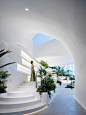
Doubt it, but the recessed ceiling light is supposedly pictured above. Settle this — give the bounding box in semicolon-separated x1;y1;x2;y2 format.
25;8;29;11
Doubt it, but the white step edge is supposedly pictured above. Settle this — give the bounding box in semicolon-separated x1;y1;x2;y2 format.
0;103;46;113
0;95;35;102
19;86;36;88
7;91;30;96
0;98;41;109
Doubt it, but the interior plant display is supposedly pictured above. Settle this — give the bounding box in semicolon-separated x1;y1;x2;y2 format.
0;71;11;93
65;76;75;89
38;60;48;84
56;71;59;80
0;49;15;93
56;70;62;85
65;85;74;89
65;70;73;76
37;73;56;98
57;80;62;85
37;60;56;98
40;60;48;68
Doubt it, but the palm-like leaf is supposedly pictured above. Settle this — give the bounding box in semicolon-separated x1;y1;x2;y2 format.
0;49;11;58
0;62;16;68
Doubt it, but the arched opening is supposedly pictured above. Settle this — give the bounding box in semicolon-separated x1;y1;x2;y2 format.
31;33;75;89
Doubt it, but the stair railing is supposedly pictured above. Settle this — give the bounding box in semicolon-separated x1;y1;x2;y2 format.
35;70;39;88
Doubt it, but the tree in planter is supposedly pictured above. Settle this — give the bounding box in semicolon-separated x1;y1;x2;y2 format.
56;71;62;85
38;60;48;85
37;60;56;98
37;73;56;98
0;49;15;93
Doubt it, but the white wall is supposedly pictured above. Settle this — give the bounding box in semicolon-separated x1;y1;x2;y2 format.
0;39;27;92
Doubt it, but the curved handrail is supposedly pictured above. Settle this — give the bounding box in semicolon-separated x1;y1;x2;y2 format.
35;70;39;88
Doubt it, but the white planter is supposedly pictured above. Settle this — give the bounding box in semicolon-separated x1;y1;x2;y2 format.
40;90;57;104
40;92;48;104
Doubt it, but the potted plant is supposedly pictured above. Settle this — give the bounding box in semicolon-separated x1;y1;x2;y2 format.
37;73;56;98
37;60;56;98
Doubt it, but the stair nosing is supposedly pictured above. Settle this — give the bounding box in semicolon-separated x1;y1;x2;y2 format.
0;98;40;105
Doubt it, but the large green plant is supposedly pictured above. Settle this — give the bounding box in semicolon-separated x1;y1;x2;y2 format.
37;61;56;98
40;60;48;68
37;73;56;98
56;71;59;80
0;49;16;93
38;60;48;85
0;71;11;93
0;49;15;68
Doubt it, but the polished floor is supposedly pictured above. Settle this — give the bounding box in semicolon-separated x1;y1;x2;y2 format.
34;93;86;115
0;88;86;115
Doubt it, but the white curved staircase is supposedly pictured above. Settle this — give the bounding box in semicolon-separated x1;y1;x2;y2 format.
0;82;46;113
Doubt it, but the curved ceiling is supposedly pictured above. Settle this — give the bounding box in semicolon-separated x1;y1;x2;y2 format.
33;39;70;58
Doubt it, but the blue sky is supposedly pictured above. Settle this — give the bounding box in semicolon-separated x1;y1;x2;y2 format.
32;33;54;46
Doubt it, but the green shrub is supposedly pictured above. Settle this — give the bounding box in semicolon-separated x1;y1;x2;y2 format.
40;60;48;68
37;76;56;98
57;80;62;83
0;71;11;93
69;77;75;80
73;81;75;83
57;80;62;85
37;75;41;77
65;85;74;89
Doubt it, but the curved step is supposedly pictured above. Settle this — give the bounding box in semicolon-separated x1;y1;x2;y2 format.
16;88;36;92
0;103;46;113
7;91;30;97
0;95;35;102
0;98;41;109
22;82;36;86
19;86;35;88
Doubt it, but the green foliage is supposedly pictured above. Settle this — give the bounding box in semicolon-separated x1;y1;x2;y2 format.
0;49;16;93
37;75;56;98
56;71;59;80
65;70;73;76
0;62;15;68
64;77;67;80
0;49;16;68
57;80;62;85
69;77;75;80
52;70;56;72
40;60;48;68
42;69;47;76
65;85;74;89
38;60;48;79
37;75;41;77
0;71;11;93
73;81;75;84
0;49;11;58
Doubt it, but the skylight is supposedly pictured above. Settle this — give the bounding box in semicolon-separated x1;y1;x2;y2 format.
32;33;54;46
